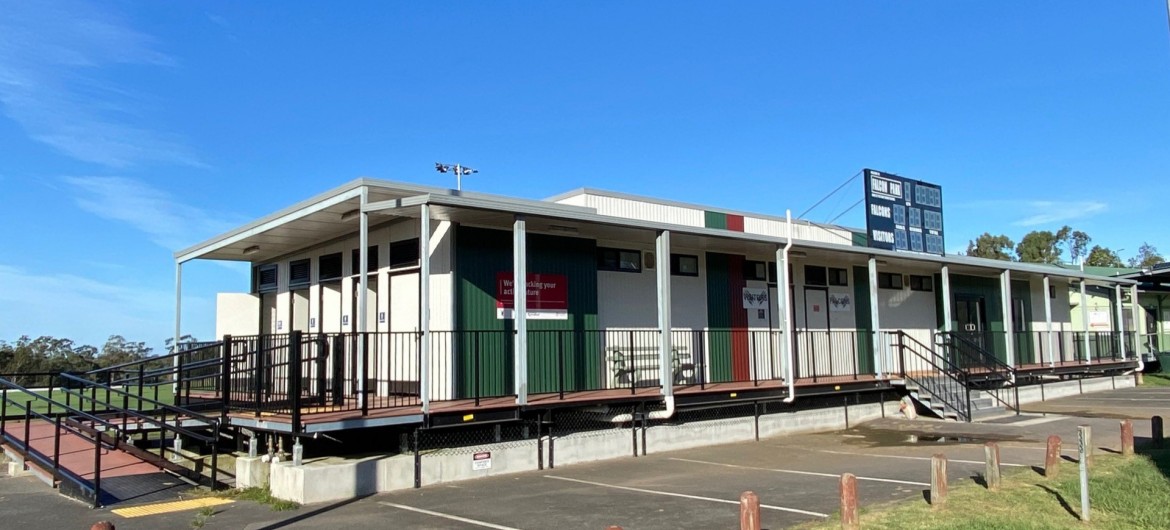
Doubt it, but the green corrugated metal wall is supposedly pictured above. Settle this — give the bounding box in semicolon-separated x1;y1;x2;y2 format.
852;266;873;374
453;226;600;397
705;253;733;381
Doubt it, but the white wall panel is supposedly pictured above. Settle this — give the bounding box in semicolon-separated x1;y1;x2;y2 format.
216;293;259;337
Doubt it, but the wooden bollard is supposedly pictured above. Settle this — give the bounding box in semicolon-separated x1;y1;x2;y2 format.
931;454;948;507
739;491;761;530
984;442;1001;491
1045;435;1062;478
1153;416;1165;447
1120;419;1134;457
840;473;859;530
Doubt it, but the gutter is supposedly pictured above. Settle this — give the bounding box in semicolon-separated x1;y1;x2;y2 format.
783;210;796;403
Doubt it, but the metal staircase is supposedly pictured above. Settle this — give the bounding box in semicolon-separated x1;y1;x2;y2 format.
887;331;1019;422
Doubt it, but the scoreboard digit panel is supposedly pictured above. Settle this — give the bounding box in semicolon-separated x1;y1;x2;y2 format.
863;168;945;256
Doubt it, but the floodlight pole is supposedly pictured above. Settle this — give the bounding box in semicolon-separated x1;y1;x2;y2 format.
435;163;478;191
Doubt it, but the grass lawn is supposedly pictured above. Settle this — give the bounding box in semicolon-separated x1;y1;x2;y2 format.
798;447;1170;530
1;384;177;418
1141;371;1170;387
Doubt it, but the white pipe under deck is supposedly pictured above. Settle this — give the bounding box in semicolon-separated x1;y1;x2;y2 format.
868;257;882;379
1001;270;1014;367
1080;281;1091;364
781;210;795;403
1043;276;1055;368
655;230;673;399
1131;284;1144;371
941;265;952;333
513;215;528;406
358;186;369;408
419;204;432;413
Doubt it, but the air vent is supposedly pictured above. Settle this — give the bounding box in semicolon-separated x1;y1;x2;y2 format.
289;259;311;288
254;264;278;294
319;253;343;282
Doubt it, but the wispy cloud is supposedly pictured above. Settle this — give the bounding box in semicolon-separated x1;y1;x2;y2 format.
0;1;200;167
0;263;211;348
65;176;243;250
955;199;1108;228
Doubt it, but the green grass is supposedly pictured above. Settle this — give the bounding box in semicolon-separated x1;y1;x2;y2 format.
798;447;1170;530
188;484;300;512
1;384;176;417
1141;372;1170;388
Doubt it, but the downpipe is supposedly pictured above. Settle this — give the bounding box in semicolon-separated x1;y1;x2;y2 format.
783;210;796;404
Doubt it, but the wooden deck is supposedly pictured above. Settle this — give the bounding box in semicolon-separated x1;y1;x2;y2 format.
226;375;884;433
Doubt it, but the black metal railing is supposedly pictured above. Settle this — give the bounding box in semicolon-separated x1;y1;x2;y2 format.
936;332;1015;379
0;375;222;508
888;331;971;421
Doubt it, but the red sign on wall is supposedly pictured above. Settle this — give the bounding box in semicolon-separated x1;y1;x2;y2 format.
496;273;568;320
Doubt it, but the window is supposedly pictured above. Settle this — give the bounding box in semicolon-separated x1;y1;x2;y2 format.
254;264;278;294
289;259;311;289
909;274;933;292
877;272;903;290
743;260;767;281
828;267;848;286
598;247;641;273
389;238;420;269
671;254;700;276
319;253;343;282
350;246;378;276
804;265;827;286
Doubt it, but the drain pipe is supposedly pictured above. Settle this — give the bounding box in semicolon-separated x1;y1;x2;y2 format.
782;210;796;404
607;396;675;423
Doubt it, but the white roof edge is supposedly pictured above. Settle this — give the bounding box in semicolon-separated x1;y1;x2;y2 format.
417;193;1134;285
544;186;862;233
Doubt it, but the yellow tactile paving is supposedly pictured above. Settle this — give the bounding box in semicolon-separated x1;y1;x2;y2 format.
111;497;234;518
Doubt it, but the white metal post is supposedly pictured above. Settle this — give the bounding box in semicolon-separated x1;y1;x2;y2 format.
1131;284;1141;362
1115;284;1126;360
868;257;883;378
513;216;528;405
1001;270;1015;367
1080;281;1092;364
419;204;432;412
1043;276;1055;367
656;230;673;395
358;186;369;408
941;265;952;333
776;247;791;382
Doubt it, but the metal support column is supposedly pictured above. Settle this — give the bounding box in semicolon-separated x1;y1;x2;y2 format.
1001;270;1015;367
656;230;673;395
941;265;952;333
868;257;883;378
1130;284;1141;361
1080;281;1091;363
174;260;183;393
419;204;432;413
1043;276;1055;367
1115;284;1127;360
513;215;528;406
357;186;369;408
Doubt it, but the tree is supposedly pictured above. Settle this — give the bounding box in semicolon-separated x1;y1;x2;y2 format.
966;233;1015;261
1066;230;1091;265
1015;229;1065;264
1085;245;1124;267
97;335;152;367
1128;242;1165;269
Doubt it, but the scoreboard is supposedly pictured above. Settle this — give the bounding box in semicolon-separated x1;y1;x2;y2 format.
863;168;945;256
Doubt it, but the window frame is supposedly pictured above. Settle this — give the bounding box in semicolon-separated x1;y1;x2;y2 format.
908;274;934;292
828;267;848;287
289;259;311;289
318;252;343;283
671;254;700;277
877;272;904;290
254;264;279;294
804;265;828;286
743;260;767;282
389;238;421;270
598;247;642;273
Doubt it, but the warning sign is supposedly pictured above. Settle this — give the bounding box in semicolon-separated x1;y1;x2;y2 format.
472;451;492;471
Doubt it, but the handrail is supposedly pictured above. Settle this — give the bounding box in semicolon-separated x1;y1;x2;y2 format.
889;331;971;421
84;341;223;376
936;331;1016;375
56;373;218;438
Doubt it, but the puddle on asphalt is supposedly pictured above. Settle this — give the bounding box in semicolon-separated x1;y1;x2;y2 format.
837;427;1007;448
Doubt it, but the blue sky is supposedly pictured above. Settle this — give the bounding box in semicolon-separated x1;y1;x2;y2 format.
1;1;1168;351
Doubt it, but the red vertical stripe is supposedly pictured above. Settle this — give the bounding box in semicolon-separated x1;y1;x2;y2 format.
728;255;751;381
726;214;745;232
